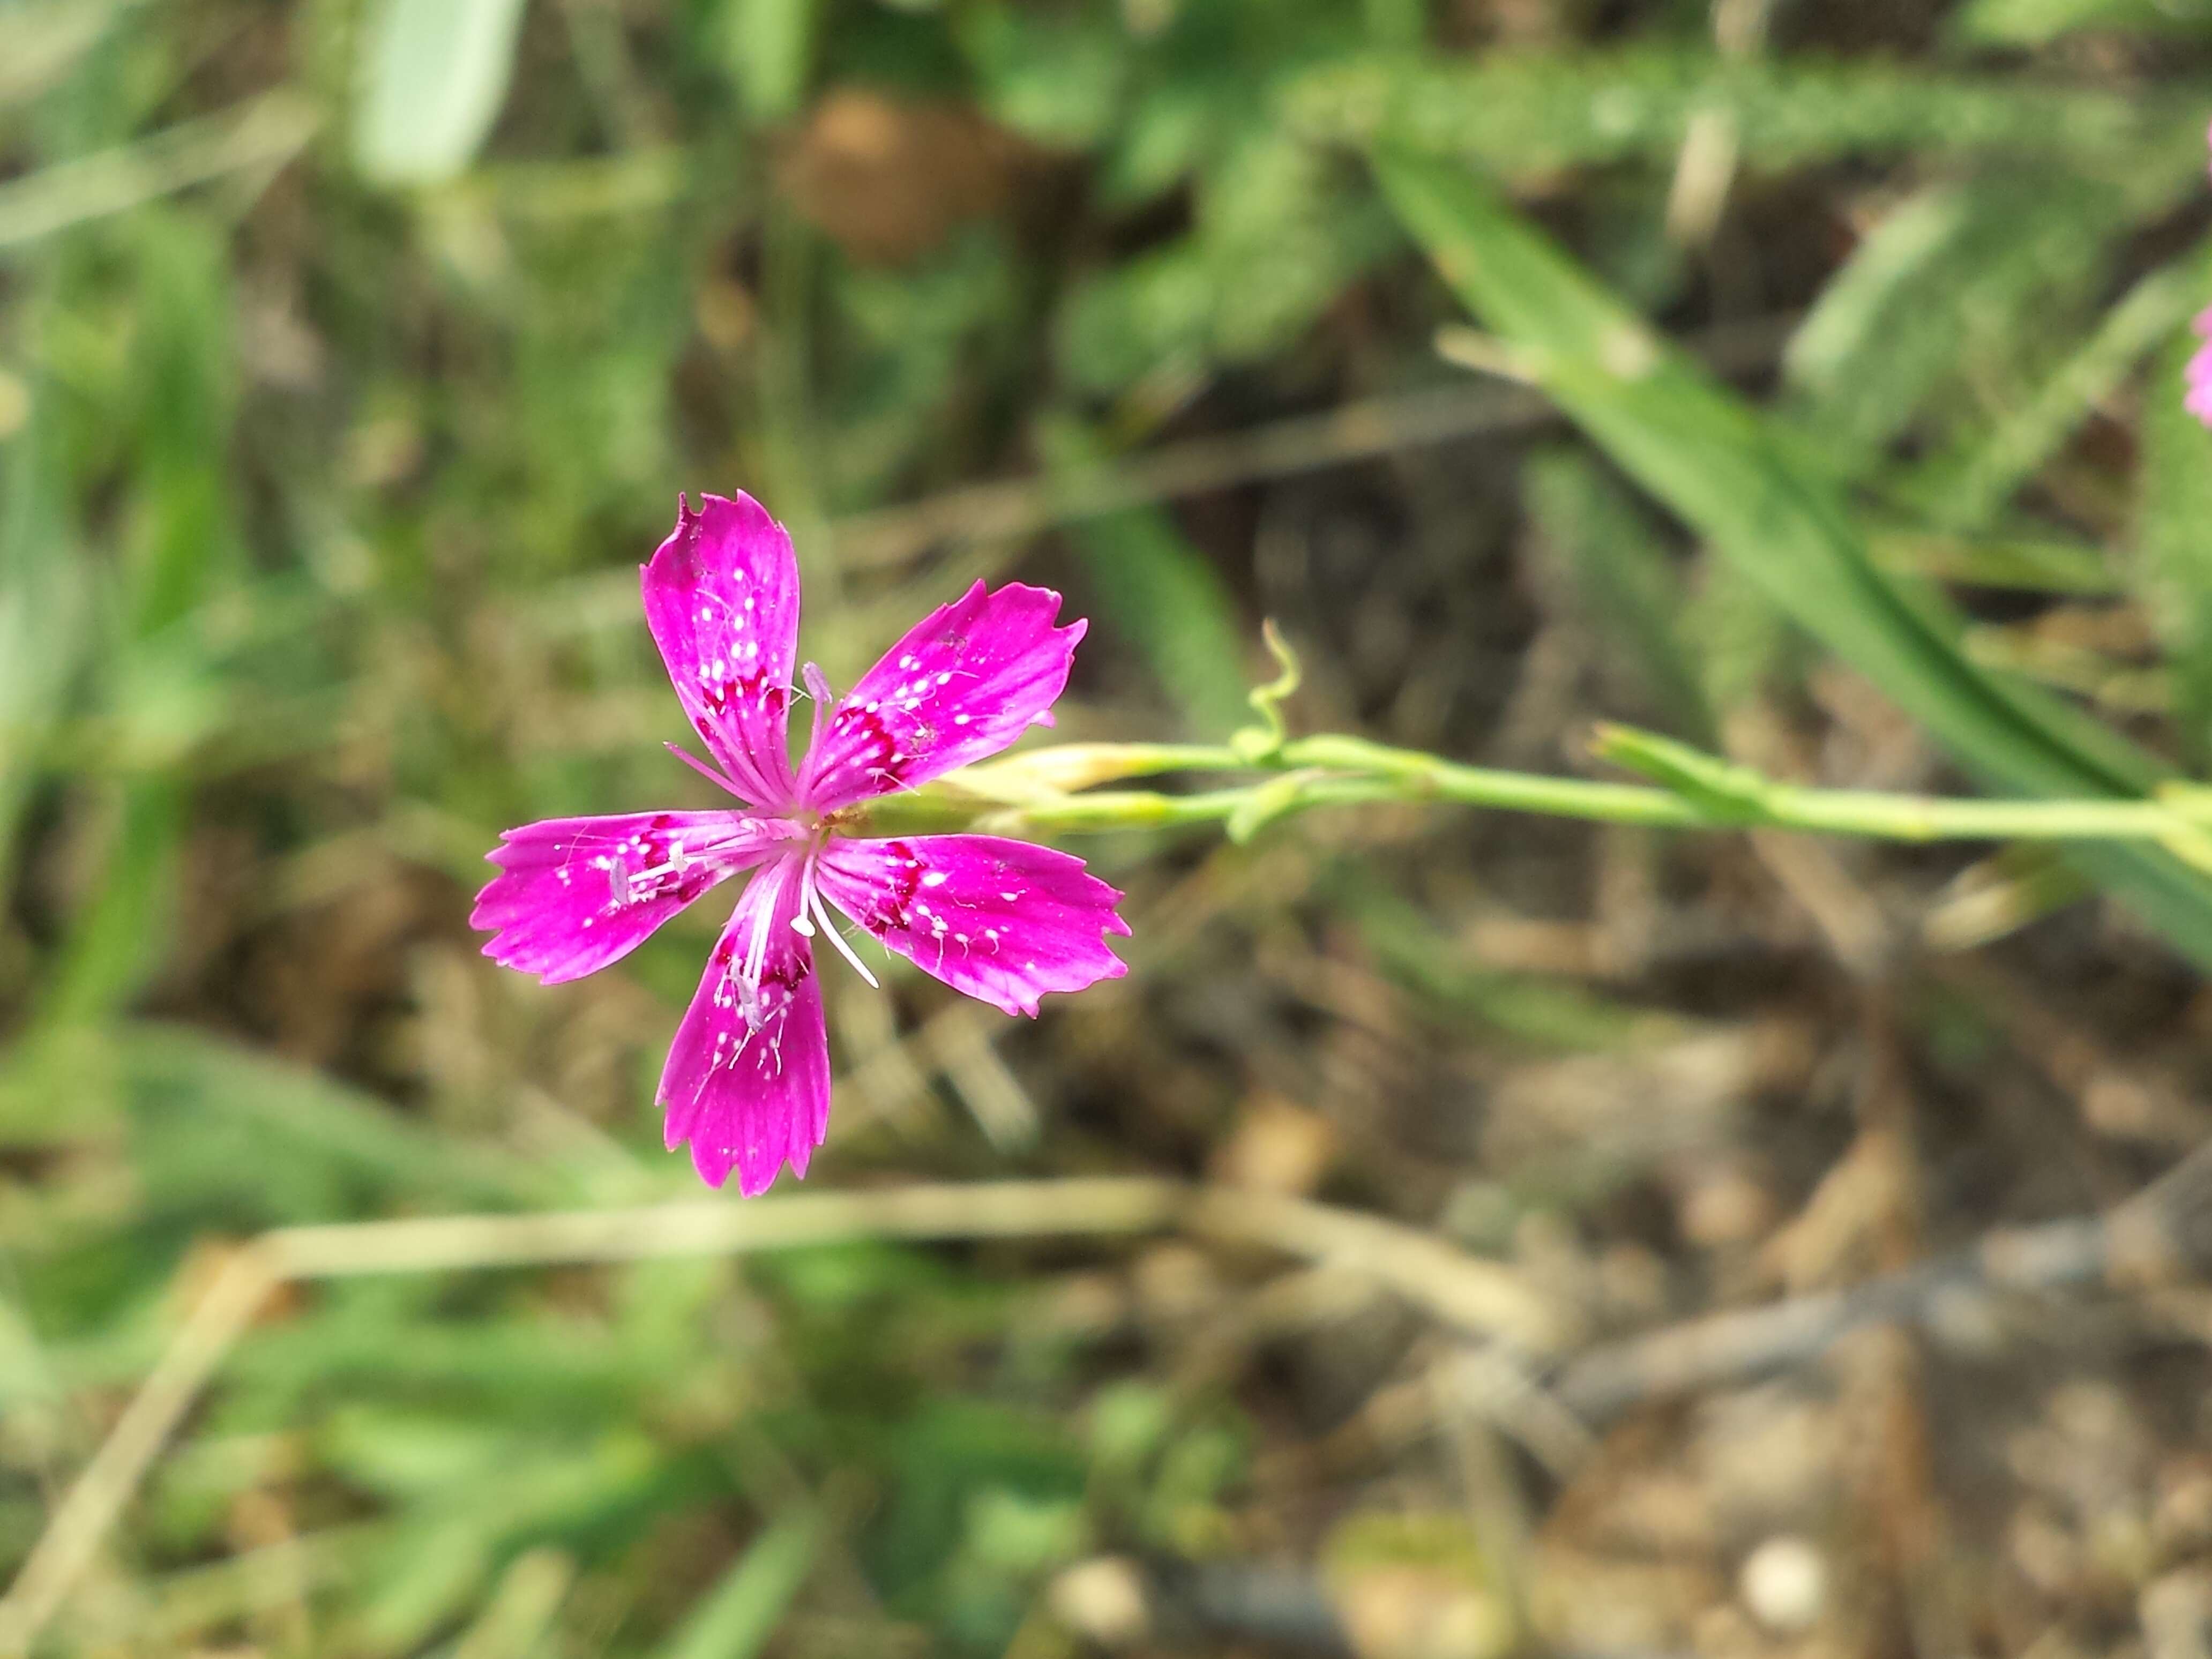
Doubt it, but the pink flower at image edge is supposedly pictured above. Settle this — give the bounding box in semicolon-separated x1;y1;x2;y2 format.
470;492;1130;1195
2188;305;2212;429
2191;118;2212;429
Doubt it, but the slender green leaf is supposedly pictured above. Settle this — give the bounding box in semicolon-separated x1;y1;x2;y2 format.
0;353;88;887
1294;51;2200;183
1908;248;2208;529
1784;176;2128;475
1040;419;1252;737
1952;0;2212;43
354;0;530;185
40;784;181;1031
117;1025;545;1210
449;1548;574;1659
0;93;319;254
1525;449;1714;743
715;0;818;122
1372;147;2212;968
656;1511;824;1659
0;0;134;107
1868;529;2119;595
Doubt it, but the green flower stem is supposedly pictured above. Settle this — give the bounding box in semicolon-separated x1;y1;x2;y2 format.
864;727;2212;861
1008;776;1408;833
1278;735;1702;827
1274;732;2207;843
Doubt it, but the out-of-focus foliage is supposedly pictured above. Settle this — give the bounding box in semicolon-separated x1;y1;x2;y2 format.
353;0;533;185
8;0;2212;1654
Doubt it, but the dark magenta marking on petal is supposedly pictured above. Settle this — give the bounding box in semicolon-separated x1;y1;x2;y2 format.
657;857;832;1196
797;582;1085;811
472;810;775;985
839;838;921;933
640;491;803;808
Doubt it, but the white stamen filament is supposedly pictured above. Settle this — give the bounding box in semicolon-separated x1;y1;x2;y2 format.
809;885;879;989
739;864;783;991
625;840;692;894
789;851;821;938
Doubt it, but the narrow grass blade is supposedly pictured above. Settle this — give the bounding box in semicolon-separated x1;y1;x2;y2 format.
655;1509;824;1659
1294;51;2200;182
1952;0;2212;46
1371;148;2212;968
1525;449;1715;743
0;0;134;107
353;0;529;185
1041;419;1253;737
0;93;320;255
714;0;818;123
1915;249;2208;529
1783;176;2129;478
117;1025;546;1208
1867;529;2118;595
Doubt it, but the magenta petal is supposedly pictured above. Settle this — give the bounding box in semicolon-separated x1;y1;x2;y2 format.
815;835;1129;1017
2188;326;2212;431
471;811;780;985
641;492;803;808
2189;379;2212;431
797;582;1084;811
659;856;831;1195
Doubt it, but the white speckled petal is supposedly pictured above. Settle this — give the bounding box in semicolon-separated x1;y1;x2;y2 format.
797;582;1082;811
640;492;803;808
470;811;782;984
658;855;831;1195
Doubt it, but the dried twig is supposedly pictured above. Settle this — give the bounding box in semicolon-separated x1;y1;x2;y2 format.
1552;1136;2212;1424
0;1247;285;1657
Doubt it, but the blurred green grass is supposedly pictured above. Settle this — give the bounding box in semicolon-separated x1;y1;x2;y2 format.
8;0;2212;1654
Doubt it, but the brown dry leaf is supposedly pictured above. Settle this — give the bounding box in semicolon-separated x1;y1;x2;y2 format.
1672;1155;1779;1251
1573;1467;1722;1556
779;89;1021;265
1131;1242;1228;1333
1526;1549;1723;1652
2153;1456;2212;1560
1481;1022;1812;1170
1209;1090;1339;1196
1762;1125;1918;1295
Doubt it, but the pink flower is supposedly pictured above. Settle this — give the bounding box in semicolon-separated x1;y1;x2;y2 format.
2188;305;2212;429
472;492;1130;1194
2189;121;2212;430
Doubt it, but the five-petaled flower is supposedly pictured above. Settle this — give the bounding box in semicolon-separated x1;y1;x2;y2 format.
472;492;1130;1194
